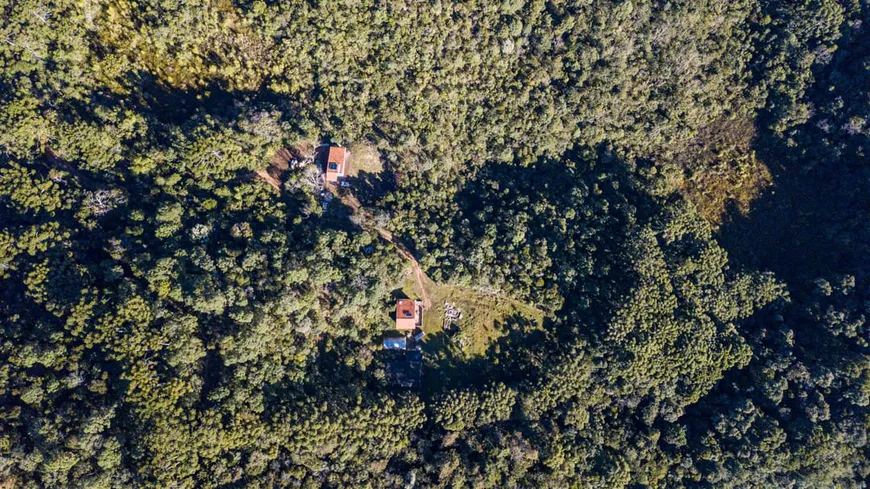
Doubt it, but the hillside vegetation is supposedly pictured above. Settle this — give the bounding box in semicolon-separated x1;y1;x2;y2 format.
2;0;870;488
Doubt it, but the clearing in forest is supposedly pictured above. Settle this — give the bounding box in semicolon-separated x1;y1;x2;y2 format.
339;185;543;366
398;272;545;391
672;117;772;227
276;157;544;376
399;273;544;357
344;142;383;178
254;142;317;191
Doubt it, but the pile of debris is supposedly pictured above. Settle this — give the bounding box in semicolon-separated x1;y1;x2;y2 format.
385;350;423;389
442;301;463;333
319;189;333;209
441;302;462;341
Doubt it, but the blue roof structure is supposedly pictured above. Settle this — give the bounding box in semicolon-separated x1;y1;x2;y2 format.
383;337;407;350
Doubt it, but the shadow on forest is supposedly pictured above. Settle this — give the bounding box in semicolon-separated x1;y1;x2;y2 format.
423;329;490;393
717;134;870;285
422;313;552;395
718;116;870;286
717;17;870;286
344;169;396;207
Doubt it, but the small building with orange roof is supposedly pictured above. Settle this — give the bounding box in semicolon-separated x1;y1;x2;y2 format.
323;146;347;183
395;298;422;331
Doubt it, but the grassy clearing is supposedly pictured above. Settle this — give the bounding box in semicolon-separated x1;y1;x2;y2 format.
673;117;772;227
397;271;545;392
346;142;383;177
399;272;544;358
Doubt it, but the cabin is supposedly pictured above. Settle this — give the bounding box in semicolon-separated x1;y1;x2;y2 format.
322;146;348;183
395;299;422;331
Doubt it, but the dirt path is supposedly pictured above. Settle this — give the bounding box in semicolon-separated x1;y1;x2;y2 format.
379;227;432;310
254;174;433;309
255;169;282;191
340;192;433;309
254;147;298;192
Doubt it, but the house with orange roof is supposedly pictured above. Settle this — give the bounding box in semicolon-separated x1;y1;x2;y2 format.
322;146;348;183
395;299;422;331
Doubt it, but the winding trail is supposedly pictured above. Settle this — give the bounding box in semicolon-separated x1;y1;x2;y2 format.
340;192;433;309
253;163;433;309
377;227;432;310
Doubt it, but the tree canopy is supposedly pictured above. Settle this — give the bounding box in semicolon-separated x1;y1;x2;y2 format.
2;0;870;487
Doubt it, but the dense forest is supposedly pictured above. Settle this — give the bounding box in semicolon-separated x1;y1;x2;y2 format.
1;0;870;487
